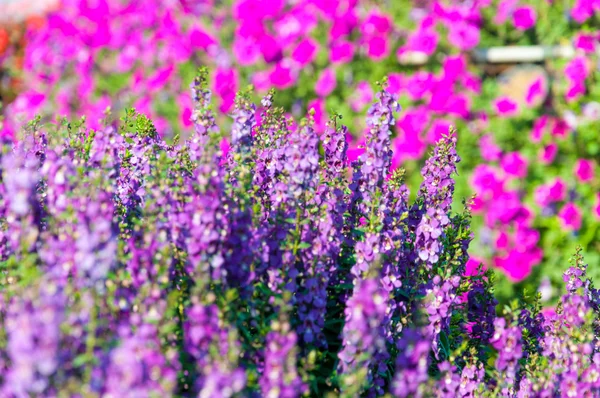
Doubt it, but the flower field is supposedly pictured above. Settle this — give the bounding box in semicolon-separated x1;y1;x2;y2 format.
2;0;600;396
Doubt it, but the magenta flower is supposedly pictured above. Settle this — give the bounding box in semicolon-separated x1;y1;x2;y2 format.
494;0;518;24
571;0;595;23
538;143;558;164
494;248;541;282
512;6;536;31
479;135;502;162
534;178;567;208
465;257;485;276
427;119;452;144
406;72;434;101
501;152;528;179
525;78;545;106
213;68;239;112
403;27;438;55
387;73;404;95
551;118;571;139
291;38;318;67
564;56;589;101
315;68;336;97
365;35;390;60
330;40;355;64
447;22;480;51
558;202;582;232
574;159;595;183
268;61;296;89
471;164;504;198
494;97;518;117
575;33;597;53
530;115;549;142
360;11;392;36
233;36;261;66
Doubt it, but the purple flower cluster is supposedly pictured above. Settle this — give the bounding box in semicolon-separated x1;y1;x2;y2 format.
2;76;600;396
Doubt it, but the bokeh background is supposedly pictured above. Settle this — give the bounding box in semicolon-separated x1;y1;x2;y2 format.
1;0;600;306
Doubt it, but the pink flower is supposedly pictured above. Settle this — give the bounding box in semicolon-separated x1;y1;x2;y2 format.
501;152;528;178
330;40;354;64
426;119;452;144
315;68;336;97
404;27;438;55
479;134;502;162
147;65;174;92
551;118;571;139
233;36;261;66
365;35;389;60
525;78;545;106
291;38;318;67
495;248;541;282
494;0;518;24
387;73;404;95
574;159;595;182
442;55;466;82
531;115;549;142
189;25;216;51
565;56;589;84
494;96;518;117
268;61;296;89
538;143;558;164
496;231;510;250
447;22;480;51
461;72;482;93
558;202;582;231
471;164;504;199
575;33;597;53
512;6;536;31
219;137;230;165
394;108;429;161
259;34;283;63
571;0;595;23
534;178;567;208
214;68;239;112
360;12;392;36
406;72;434;101
465;257;485;276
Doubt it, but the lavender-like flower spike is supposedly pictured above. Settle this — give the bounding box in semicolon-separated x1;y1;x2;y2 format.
190;67;218;138
338;277;388;396
322;116;349;182
230;87;256;150
424;275;460;357
2;281;65;397
350;86;400;217
102;323;179;396
260;313;307;398
417;131;460;211
490;317;523;394
0;146;42;257
413;133;460;268
392;329;430;398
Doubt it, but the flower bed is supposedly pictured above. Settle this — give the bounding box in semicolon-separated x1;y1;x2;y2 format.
2;72;600;396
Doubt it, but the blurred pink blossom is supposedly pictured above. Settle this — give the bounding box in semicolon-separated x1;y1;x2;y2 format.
574;159;595;182
512;6;536;31
558;202;582;231
315;68;336;97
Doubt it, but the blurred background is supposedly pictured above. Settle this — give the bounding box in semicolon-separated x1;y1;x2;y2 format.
1;0;599;307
